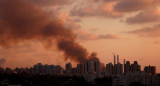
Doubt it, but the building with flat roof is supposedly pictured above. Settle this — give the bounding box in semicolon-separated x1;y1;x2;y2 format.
144;65;157;75
93;59;101;74
131;61;141;72
106;62;114;75
85;60;93;74
124;61;131;74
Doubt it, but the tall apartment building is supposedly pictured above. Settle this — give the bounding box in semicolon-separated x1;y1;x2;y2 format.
85;60;93;74
144;65;156;75
77;63;85;75
131;61;141;72
106;62;114;75
65;63;72;75
124;61;131;74
93;59;101;74
113;55;123;75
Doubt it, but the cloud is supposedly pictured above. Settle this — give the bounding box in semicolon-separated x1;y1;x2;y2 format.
126;8;160;24
127;24;160;37
29;0;73;6
76;30;119;40
114;0;160;12
103;0;118;2
97;34;120;39
70;0;123;18
76;30;97;40
70;0;160;18
56;11;82;30
72;18;82;22
90;28;98;32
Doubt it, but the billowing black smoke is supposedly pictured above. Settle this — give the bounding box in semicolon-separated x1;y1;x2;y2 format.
0;0;99;64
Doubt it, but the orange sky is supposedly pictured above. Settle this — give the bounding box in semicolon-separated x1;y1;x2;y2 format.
0;0;160;72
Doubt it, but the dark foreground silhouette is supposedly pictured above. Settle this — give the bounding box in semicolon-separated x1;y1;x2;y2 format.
0;73;112;86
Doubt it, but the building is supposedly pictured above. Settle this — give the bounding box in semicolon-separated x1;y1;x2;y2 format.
114;63;123;75
144;65;157;75
146;75;157;86
101;63;106;74
113;55;123;75
65;63;72;75
85;60;93;74
155;74;160;86
113;71;146;86
93;60;101;74
131;61;141;72
34;63;42;74
124;61;131;74
116;63;123;75
71;68;77;75
106;62;114;75
77;63;85;75
56;65;63;75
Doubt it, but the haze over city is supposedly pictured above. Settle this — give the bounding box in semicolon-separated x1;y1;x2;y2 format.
0;0;160;73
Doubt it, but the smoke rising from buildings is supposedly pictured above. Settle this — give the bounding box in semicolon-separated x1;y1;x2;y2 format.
0;0;99;64
88;52;99;61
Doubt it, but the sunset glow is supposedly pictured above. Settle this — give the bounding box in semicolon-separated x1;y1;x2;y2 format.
0;0;160;73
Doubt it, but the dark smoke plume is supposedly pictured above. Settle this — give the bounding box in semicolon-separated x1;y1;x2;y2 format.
0;0;99;63
88;52;99;61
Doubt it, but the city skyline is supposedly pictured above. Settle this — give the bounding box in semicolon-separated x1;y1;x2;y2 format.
0;53;159;73
0;54;159;86
0;54;158;74
0;0;160;74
